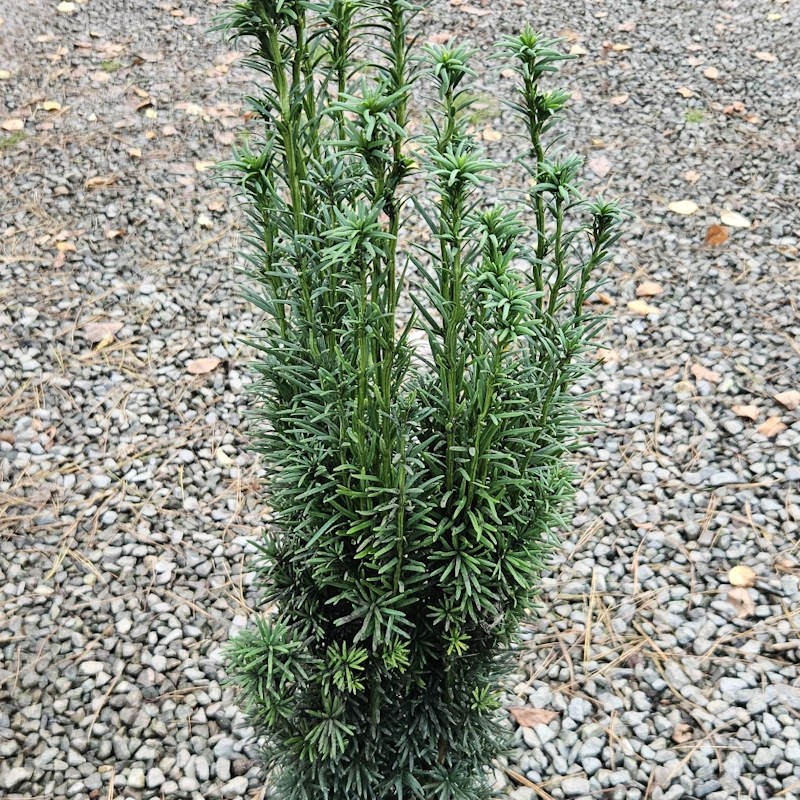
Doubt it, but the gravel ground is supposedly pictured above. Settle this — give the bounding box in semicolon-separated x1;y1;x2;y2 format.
1;1;799;799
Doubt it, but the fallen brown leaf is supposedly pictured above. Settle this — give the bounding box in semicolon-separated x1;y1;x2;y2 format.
671;723;693;743
187;357;221;375
635;280;663;297
774;390;800;411
676;86;694;98
509;707;559;727
757;416;786;437
727;586;755;619
627;299;659;316
83;320;123;344
705;225;729;246
85;174;117;190
719;209;751;229
731;404;759;421
668;200;699;215
691;363;721;384
427;31;453;44
754;51;777;62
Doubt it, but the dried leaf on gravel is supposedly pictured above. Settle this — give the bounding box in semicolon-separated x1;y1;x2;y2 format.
588;156;611;177
704;225;728;246
194;160;215;173
757;416;786;437
732;404;759;421
85;175;117;189
1;118;24;132
773;390;800;411
610;94;629;105
187;357;221;375
671;723;693;743
482;127;502;142
83;321;123;344
719;209;750;228
610;43;632;52
0;70;11;80
459;5;491;15
569;44;588;56
635;281;663;297
754;51;777;62
703;66;720;79
588;292;614;306
627;299;659;316
509;707;558;727
57;1;77;12
676;86;694;98
668;200;698;215
41;100;62;111
691;363;721;384
729;565;756;587
727;587;755;618
89;71;111;83
427;32;453;44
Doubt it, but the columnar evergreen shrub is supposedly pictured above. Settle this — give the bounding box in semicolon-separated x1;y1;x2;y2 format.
218;1;621;798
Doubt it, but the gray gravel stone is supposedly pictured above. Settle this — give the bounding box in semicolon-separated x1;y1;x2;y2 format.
560;776;591;796
221;776;250;797
1;767;33;790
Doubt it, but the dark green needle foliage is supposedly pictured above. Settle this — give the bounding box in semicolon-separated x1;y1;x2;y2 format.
216;3;622;798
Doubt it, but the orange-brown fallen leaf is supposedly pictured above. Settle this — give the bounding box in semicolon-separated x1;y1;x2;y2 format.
187;357;221;375
757;416;786;437
704;225;728;246
509;707;559;727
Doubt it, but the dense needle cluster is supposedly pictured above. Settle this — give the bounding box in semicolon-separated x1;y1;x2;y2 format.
217;1;622;798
